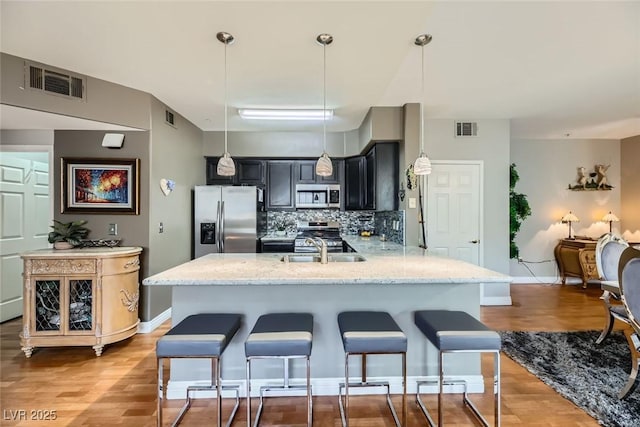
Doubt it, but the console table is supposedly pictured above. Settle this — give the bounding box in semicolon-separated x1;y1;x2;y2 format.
19;247;142;357
554;239;598;288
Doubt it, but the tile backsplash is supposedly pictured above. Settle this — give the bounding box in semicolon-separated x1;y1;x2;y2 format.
267;210;405;244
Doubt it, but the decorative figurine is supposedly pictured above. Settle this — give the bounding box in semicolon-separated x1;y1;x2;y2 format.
595;164;610;189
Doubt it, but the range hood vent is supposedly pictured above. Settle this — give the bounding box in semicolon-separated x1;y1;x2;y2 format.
26;61;85;101
455;121;478;137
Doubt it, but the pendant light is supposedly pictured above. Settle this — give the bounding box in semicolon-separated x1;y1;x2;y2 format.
216;31;236;176
413;33;433;176
315;33;333;177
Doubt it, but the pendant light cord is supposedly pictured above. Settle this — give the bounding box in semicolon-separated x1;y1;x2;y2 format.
323;41;327;153
224;40;228;154
420;42;425;155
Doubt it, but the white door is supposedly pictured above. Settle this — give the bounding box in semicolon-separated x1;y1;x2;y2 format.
425;161;483;266
0;152;51;321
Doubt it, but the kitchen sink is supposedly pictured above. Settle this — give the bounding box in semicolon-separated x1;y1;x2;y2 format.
281;254;367;263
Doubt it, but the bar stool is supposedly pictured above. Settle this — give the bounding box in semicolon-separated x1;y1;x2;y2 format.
337;311;407;427
414;310;501;427
156;313;242;427
245;313;313;427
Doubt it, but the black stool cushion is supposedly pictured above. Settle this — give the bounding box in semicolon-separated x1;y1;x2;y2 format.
338;311;407;353
245;313;313;357
414;310;500;351
156;313;242;358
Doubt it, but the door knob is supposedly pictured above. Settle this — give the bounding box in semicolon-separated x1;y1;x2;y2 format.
469;239;479;244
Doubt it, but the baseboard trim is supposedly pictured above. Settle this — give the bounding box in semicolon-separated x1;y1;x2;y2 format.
138;308;171;334
480;296;512;306
510;276;577;285
0;297;23;323
165;375;485;399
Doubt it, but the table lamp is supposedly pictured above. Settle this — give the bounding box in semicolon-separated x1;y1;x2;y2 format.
602;211;619;233
562;211;580;239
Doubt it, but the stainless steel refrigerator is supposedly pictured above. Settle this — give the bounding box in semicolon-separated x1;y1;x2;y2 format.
193;185;265;258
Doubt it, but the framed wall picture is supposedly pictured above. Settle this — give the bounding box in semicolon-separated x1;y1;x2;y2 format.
61;158;140;214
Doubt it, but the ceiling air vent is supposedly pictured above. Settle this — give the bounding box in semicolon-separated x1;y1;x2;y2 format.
165;109;175;127
455;121;478;137
25;61;86;101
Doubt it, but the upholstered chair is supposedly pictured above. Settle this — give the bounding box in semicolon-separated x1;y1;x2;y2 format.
594;233;629;344
617;246;640;399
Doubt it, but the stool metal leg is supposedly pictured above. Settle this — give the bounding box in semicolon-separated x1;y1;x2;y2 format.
339;352;405;427
246;358;252;427
157;357;164;427
307;356;312;427
416;350;501;427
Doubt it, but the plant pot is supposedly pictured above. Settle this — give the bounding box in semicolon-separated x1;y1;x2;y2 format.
53;241;74;250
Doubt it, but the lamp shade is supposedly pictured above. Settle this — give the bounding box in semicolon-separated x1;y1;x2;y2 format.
315;152;333;176
602;211;619;223
413;152;432;175
216;152;236;176
562;211;580;223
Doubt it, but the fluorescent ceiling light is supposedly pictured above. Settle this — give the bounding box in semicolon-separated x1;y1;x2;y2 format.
238;108;333;120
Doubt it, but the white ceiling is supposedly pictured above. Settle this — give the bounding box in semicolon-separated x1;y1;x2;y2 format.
1;0;639;139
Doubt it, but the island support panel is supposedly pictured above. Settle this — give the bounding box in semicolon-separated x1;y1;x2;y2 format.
167;282;483;398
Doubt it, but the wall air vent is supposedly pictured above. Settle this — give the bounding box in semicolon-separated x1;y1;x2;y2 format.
455;121;478;137
25;61;86;101
165;109;176;127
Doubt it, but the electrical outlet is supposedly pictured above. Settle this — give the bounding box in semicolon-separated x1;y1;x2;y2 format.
108;223;117;235
159;222;164;233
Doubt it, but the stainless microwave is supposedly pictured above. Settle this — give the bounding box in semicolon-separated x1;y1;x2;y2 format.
295;184;340;209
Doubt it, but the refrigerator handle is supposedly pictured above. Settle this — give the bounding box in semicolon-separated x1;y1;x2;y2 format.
220;201;225;253
216;200;222;252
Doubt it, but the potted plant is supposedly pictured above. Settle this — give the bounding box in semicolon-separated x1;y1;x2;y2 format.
48;220;90;249
509;164;531;259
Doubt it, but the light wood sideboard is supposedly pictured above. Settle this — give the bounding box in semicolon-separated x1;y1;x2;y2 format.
19;247;142;357
554;239;598;289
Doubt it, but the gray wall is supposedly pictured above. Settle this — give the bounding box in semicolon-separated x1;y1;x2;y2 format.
510;138;621;280
146;96;204;320
0;130;54;146
1;53;150;130
53;129;152;314
621;135;640;240
401;103;421;247
425;118;511;276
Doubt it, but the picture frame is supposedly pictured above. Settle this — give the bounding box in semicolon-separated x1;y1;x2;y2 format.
61;158;140;214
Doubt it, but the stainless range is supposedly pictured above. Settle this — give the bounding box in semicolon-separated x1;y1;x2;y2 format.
294;221;343;253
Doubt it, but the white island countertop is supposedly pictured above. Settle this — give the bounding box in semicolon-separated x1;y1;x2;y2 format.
143;238;509;286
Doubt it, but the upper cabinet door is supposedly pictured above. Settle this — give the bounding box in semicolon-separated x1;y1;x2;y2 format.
345;156;365;210
295;160;317;184
266;161;295;210
237;160;265;185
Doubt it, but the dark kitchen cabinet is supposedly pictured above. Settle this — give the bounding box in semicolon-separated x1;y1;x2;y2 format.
266;161;295;210
237;160;265;185
345;156;365;210
364;149;376;210
205;157;265;186
206;157;234;185
295;159;343;184
367;143;399;211
295;161;317;184
344;143;398;211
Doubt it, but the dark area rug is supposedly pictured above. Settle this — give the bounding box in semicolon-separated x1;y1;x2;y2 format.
500;330;640;427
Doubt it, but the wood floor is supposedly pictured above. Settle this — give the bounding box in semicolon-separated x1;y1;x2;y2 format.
0;284;621;426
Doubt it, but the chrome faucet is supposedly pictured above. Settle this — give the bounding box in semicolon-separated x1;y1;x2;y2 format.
305;237;328;264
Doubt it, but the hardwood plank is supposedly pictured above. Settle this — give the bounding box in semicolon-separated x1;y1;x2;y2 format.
0;284;614;425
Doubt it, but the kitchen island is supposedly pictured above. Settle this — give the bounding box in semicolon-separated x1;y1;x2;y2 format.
143;242;510;398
